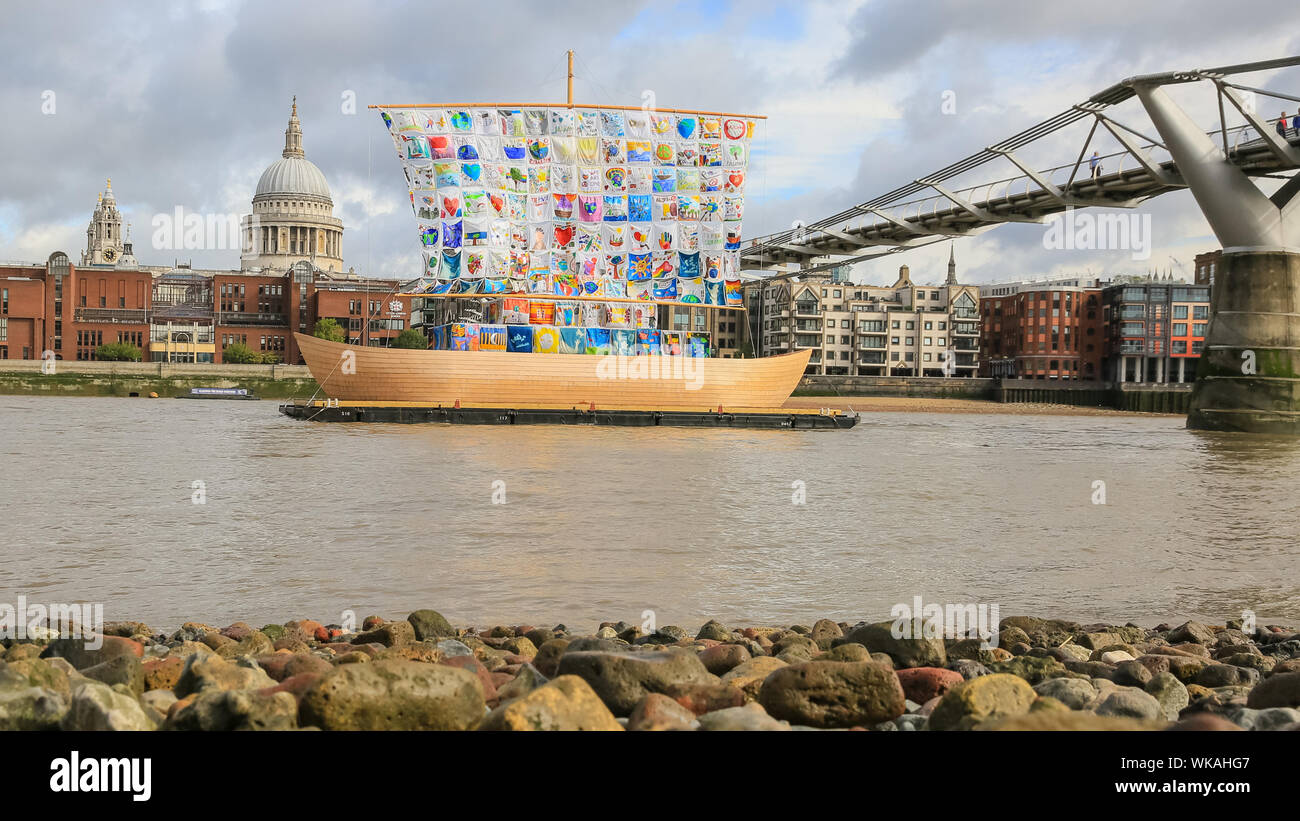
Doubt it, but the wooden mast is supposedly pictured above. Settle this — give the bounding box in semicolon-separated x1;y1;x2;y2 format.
567;49;574;107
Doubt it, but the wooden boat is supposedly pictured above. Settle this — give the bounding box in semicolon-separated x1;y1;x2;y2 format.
295;332;810;410
305;54;817;415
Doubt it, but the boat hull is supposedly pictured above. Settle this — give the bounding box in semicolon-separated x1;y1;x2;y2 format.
294;333;811;410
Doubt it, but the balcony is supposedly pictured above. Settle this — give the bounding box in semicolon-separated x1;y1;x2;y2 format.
74;308;148;324
216;312;289;327
793;304;821;317
857;335;887;350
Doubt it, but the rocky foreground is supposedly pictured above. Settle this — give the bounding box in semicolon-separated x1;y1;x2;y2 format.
3;612;1299;731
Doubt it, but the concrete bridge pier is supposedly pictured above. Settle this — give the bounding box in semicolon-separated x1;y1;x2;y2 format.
1132;80;1300;433
1187;251;1300;432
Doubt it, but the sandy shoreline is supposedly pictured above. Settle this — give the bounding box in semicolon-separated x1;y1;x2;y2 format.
783;395;1179;417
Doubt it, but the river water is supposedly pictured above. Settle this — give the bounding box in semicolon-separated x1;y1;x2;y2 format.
1;396;1297;633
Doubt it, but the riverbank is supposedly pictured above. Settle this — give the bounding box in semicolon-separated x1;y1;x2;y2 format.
783;395;1180;417
3;613;1296;731
0;361;318;400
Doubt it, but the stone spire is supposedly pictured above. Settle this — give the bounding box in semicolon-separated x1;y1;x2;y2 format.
945;242;958;285
283;96;304;159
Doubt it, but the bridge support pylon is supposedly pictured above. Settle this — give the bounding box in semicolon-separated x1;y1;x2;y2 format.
1132;82;1300;433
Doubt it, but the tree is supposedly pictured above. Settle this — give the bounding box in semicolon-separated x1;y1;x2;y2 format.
312;318;345;343
222;342;261;364
94;342;142;361
392;328;428;349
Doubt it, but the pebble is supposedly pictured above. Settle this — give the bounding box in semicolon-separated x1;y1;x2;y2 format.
0;611;1293;731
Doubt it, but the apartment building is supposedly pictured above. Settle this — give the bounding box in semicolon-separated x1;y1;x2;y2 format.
979;277;1105;380
747;250;980;376
1102;278;1210;383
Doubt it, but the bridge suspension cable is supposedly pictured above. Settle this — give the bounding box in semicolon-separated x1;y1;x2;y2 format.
744;55;1300;275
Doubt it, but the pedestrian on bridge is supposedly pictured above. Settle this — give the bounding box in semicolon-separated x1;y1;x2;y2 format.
1089;151;1101;179
1292;111;1300;131
1277;112;1289;137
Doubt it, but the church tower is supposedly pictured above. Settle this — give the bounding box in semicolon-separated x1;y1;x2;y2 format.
945;243;959;285
83;179;125;266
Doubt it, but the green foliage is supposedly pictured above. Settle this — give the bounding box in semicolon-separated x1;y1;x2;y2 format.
224;342;281;365
222;342;261;364
94;342;142;362
312;318;346;343
392;329;429;350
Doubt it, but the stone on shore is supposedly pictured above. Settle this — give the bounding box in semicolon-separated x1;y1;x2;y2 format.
406;609;456;641
174;654;275;698
165;689;298;731
254;653;333;683
532;639;570;677
985;655;1066;685
61;681;155;731
0;686;68;730
929;673;1037;731
978;711;1166;731
1094;686;1164;721
350;620;414;648
1245;671;1300;709
841;620;946;669
819;643;874;663
1223;705;1300;730
556;649;716;716
1167;713;1246;731
698;644;751;675
80;655;144;697
300;660;485;730
42;635;143;671
1032;678;1098;710
2;657;71;696
1145;672;1189;720
1168;621;1217;645
810;619;843;649
665;681;747;715
697;701;791;731
719;657;789;699
495;663;548;702
479;675;622;731
142;657;185;692
757;660;905;728
695;620;732;642
893;667;964;704
627;693;698;731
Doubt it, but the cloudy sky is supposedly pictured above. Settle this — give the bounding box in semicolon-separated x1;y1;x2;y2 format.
2;0;1298;286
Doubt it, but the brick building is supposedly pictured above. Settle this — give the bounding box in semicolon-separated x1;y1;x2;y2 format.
978;277;1105;380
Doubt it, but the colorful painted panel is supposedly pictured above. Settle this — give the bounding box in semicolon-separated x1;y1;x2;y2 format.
383;104;755;308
